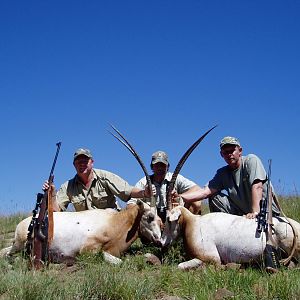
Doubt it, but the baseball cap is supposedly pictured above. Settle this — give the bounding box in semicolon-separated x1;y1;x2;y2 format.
151;151;169;165
73;148;93;161
220;136;241;149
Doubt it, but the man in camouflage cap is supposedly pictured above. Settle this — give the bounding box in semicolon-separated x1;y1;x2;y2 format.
173;136;280;219
73;148;93;161
43;147;154;212
219;136;240;148
128;150;202;223
151;150;169;165
171;136;282;272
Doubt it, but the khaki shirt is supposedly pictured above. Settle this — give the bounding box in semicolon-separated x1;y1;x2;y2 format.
56;169;133;211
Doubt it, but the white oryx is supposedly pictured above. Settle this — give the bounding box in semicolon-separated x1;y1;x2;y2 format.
161;206;300;270
1;126;216;266
0;201;162;264
109;125;216;220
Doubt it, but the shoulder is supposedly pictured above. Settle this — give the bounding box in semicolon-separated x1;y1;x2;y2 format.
243;154;263;165
209;166;230;182
243;154;266;174
60;180;70;189
61;175;77;188
216;165;229;175
244;154;260;161
165;172;189;183
93;169;131;186
93;169;119;180
175;173;194;183
165;172;173;181
176;173;186;180
93;168;107;177
135;176;147;186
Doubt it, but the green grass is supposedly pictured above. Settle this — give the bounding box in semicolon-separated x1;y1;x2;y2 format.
0;196;300;299
278;195;300;221
0;213;28;249
0;213;28;234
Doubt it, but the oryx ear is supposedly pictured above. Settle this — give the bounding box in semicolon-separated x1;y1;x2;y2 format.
142;201;151;211
168;209;181;222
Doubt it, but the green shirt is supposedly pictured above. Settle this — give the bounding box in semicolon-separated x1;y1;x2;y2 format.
208;154;278;214
56;169;133;211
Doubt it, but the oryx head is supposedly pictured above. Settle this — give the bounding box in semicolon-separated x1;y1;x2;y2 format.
109;124;216;244
161;206;183;248
109;125;161;243
138;201;163;245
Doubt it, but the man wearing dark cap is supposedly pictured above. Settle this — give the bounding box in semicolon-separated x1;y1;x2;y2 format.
174;136;280;219
128;150;202;222
43;147;154;212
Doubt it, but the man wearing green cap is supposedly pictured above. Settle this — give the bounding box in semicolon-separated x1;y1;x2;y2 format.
43;147;154;212
128;150;202;222
173;137;280;219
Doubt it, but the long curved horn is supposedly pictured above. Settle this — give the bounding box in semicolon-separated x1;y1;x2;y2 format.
108;124;156;208
166;125;217;211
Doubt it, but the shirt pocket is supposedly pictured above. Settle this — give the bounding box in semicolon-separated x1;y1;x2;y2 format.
71;195;87;211
92;189;111;208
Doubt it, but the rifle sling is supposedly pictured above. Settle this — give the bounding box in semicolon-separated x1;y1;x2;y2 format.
267;190;298;266
272;192;298;266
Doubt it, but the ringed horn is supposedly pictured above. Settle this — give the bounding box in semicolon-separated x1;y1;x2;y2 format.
166;125;217;211
108;124;157;210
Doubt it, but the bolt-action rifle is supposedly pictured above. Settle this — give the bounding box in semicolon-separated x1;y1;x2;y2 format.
26;142;61;270
256;160;271;234
256;159;280;272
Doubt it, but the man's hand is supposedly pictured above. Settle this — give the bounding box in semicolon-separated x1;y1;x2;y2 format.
42;180;56;192
144;184;156;198
170;190;179;202
42;180;50;191
244;212;259;219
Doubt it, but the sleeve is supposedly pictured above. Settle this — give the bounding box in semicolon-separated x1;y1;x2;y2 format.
127;177;147;205
244;154;267;185
101;171;133;202
175;174;196;193
56;181;71;211
208;167;226;191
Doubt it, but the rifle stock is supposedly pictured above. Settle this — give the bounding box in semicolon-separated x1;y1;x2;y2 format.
32;192;48;269
27;142;61;270
256;159;280;271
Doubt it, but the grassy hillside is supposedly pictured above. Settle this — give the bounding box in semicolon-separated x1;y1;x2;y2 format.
0;196;300;300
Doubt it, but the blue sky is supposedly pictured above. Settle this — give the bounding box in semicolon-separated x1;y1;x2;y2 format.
0;1;299;215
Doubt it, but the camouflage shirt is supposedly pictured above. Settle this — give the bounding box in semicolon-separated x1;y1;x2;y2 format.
56;169;133;211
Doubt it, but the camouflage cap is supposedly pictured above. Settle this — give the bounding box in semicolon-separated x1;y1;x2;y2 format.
151;150;169;165
73;148;93;161
220;136;241;149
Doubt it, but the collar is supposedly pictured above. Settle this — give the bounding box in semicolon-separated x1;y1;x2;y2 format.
74;169;97;184
152;172;173;184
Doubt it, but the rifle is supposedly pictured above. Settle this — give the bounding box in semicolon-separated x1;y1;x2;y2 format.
256;160;271;234
256;159;280;272
26;142;61;270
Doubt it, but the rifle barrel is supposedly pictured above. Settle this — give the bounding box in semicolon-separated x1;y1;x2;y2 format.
48;142;61;182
